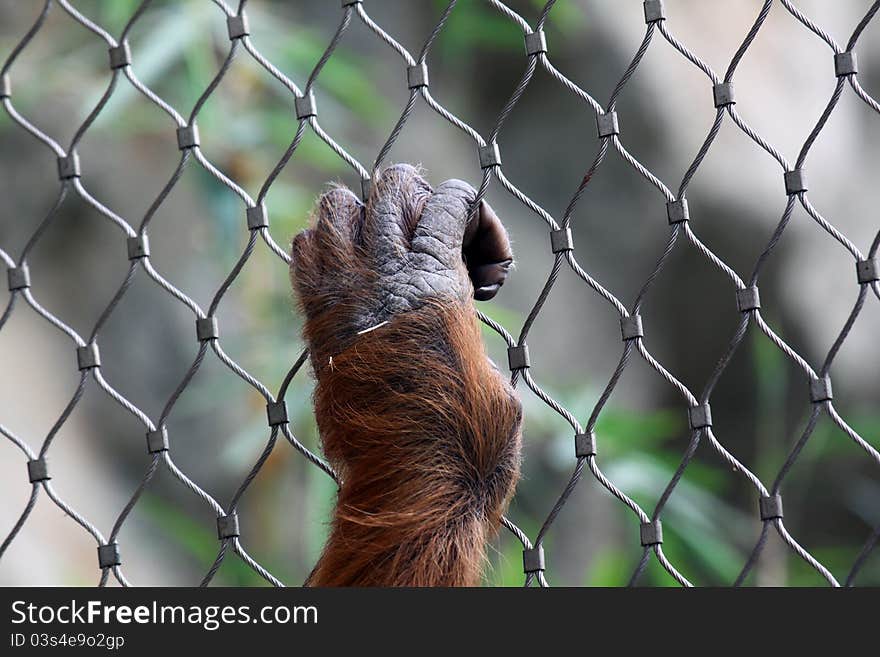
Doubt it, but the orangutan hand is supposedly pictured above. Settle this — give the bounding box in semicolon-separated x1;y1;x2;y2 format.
290;164;512;364
291;164;522;586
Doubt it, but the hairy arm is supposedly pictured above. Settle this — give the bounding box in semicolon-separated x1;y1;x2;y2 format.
290;164;522;586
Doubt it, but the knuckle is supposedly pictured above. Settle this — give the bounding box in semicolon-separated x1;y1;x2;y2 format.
317;186;360;219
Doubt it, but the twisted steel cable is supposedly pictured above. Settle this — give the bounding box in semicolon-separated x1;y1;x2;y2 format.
0;0;877;588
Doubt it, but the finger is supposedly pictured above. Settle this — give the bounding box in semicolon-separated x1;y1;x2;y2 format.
412;178;476;269
313;186;363;252
290;229;322;314
364;164;432;266
463;200;513;301
291;186;362;311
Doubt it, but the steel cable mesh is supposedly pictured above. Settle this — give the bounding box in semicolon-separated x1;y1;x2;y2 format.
0;0;878;587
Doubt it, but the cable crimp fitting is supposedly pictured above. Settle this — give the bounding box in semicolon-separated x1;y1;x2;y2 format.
597;111;619;138
7;265;30;291
784;169;807;195
620;314;644;341
76;343;101;370
360;177;373;200
688;402;712;429
1;73;10;99
759;494;783;521
146;426;169;454
479;142;501;169
643;0;666;23
176;124;200;150
108;41;131;70
196;317;219;342
27;457;50;483
227;14;250;40
246;203;269;230
97;543;121;568
834;51;858;77
856;258;878;285
666;198;689;224
295;90;317;120
575;430;597;458
736;286;761;312
640;520;663;546
524;30;547;57
126;234;150;260
57;152;81;180
217;513;240;540
550;227;573;254
712;82;736;108
407;63;429;89
809;376;832;403
507;344;530;371
522;545;545;573
266;400;289;427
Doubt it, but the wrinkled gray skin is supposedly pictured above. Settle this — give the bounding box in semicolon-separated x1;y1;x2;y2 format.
370;168;475;321
292;163;512;347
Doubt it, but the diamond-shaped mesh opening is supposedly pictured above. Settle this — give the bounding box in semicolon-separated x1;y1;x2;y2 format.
1;0;878;588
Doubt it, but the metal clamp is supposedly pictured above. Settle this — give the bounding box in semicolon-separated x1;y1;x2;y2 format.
27;458;50;483
406;63;429;89
196;317;219;342
97;543;121;568
108;42;131;70
295;91;317;119
522;545;545;573
57;153;81;180
1;73;11;98
126;235;150;260
266;400;289;427
856;258;878;284
712;82;736;108
784;169;807;195
507;344;530;371
217;513;241;540
759;494;783;520
688;402;712;429
620;314;644;341
666;198;689;224
550;228;573;254
76;343;101;370
809;376;833;403
735;286;760;312
834;51;858;77
7;265;30;291
640;520;663;546
524;30;547;57
246;203;269;230
479;142;501;169
597;111;619;138
227;14;250;40
643;0;666;23
146;426;169;454
176;124;200;150
575;431;597;458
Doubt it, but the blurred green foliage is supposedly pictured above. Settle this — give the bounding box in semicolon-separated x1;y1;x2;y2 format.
1;0;876;588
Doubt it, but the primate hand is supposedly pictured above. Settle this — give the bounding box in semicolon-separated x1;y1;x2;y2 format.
290;164;521;587
290;163;513;368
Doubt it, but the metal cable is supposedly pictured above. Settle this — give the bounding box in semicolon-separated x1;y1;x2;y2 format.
0;0;878;588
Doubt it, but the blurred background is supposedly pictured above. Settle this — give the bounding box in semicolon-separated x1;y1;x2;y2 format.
0;0;878;587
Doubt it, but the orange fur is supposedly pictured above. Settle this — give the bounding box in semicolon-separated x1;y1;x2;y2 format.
302;300;522;586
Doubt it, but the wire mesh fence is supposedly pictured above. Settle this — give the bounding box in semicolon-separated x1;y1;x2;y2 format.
1;0;879;587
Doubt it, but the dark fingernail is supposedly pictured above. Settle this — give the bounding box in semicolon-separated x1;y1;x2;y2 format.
474;283;501;301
